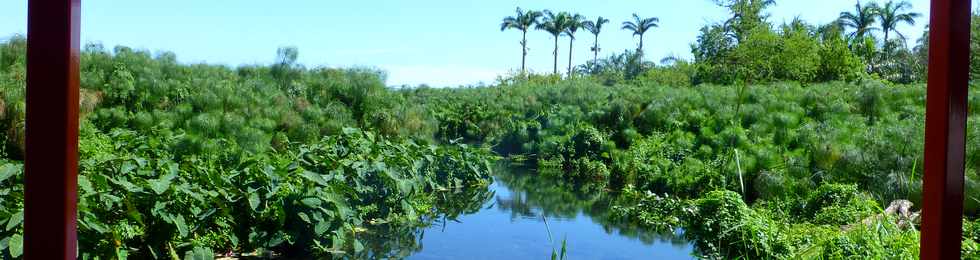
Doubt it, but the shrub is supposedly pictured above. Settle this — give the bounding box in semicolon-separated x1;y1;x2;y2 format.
687;190;790;259
803;183;879;226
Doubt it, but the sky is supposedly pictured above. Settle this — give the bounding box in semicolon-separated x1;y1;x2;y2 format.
0;0;940;87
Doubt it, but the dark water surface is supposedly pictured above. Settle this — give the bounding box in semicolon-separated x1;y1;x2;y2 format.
369;167;694;259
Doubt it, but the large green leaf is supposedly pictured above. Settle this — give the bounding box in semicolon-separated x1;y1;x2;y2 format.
300;170;330;186
247;188;260;211
148;172;176;195
182;246;213;260
301;197;322;208
174;215;188;237
8;234;22;258
0;164;19;183
120;161;137;174
5;211;22;231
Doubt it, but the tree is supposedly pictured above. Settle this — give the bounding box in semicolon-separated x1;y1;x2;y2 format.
692;24;737;84
838;1;880;39
713;0;776;42
817;23;866;82
564;13;586;76
876;1;920;56
537;10;572;75
621;13;660;55
582;17;611;67
731;26;781;83
272;46;301;94
914;12;980;81
576;49;651;84
777;23;822;83
500;7;543;74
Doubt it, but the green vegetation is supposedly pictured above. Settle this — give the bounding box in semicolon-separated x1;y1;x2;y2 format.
0;36;495;258
2;0;979;259
419;76;945;258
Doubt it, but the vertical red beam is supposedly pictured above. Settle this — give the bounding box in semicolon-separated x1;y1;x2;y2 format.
921;0;972;258
23;0;80;259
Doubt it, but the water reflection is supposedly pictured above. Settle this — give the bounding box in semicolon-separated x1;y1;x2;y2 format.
491;168;690;251
364;164;694;259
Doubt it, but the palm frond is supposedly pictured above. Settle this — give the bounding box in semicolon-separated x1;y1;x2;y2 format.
622;22;638;32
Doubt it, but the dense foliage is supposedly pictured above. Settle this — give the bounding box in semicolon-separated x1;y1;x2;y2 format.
509;1;931;87
0;36;495;259
403;75;980;258
2;0;979;258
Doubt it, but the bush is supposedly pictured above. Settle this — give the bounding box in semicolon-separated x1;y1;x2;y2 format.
687;190;790;259
803;183;879;226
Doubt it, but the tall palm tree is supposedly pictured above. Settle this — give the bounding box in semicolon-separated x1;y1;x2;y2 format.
877;0;920;51
564;13;585;76
500;7;543;74
582;16;610;67
621;13;660;54
536;10;572;75
838;1;880;39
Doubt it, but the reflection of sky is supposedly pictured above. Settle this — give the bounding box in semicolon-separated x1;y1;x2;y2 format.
408;177;694;260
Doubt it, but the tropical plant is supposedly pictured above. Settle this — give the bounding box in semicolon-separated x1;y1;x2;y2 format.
500;7;543;74
563;13;586;76
537;10;572;75
582;17;611;66
621;13;660;55
838;1;880;39
876;0;921;55
713;0;776;42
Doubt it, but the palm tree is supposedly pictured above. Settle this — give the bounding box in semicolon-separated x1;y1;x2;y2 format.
536;10;572;75
877;0;920;51
564;14;585;76
582;17;610;67
500;7;543;74
621;13;660;54
838;1;880;39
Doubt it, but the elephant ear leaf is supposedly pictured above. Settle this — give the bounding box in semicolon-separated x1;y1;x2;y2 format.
148;173;176;195
174;215;188;237
247;188;261;211
8;234;22;258
0;164;19;183
5;211;23;231
183;246;213;260
353;240;365;253
300;170;330;186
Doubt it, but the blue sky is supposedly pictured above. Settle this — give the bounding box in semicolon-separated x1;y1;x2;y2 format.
0;0;936;86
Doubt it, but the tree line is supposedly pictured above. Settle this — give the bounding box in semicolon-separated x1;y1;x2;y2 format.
500;8;659;76
501;0;926;86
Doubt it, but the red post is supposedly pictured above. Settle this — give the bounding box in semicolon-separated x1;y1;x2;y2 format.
921;0;972;259
23;0;81;259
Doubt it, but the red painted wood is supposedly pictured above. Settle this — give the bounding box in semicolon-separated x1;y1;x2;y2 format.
921;0;972;258
23;0;81;259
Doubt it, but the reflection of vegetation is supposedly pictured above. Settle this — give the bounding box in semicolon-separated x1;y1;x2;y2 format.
358;185;494;259
358;162;693;255
495;165;688;248
496;169;601;220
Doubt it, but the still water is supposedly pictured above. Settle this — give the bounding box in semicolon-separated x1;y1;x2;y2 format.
387;168;695;259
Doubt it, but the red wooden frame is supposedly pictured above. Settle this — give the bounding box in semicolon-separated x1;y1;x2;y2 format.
16;0;974;258
921;0;972;259
23;0;81;259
